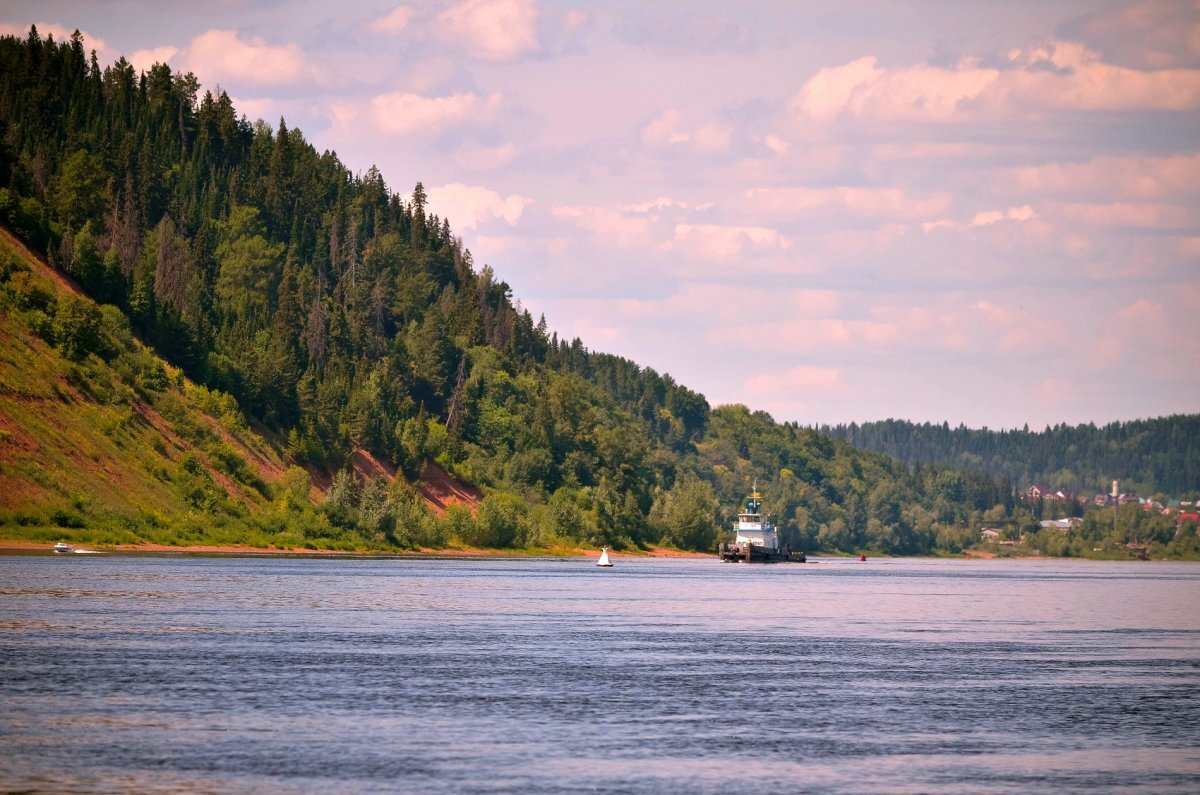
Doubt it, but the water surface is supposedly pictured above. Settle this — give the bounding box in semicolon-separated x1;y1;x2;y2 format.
2;555;1198;793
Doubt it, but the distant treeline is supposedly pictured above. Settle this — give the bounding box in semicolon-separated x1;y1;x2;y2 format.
820;416;1200;497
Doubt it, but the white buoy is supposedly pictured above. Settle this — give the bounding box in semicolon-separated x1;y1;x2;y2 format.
596;547;613;567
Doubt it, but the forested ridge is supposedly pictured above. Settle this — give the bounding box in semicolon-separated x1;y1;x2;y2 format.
822;416;1200;498
1;28;1195;558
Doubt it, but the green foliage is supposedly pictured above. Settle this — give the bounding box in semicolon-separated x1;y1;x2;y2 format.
824;416;1200;496
650;474;720;550
54;292;102;360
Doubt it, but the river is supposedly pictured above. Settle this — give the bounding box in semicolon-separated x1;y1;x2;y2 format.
1;554;1198;793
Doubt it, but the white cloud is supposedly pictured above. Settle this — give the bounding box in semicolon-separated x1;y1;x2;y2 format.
365;91;502;136
181;29;307;87
437;0;539;60
426;183;532;230
369;6;413;35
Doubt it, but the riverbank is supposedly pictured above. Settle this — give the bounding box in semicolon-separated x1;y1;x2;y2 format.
0;539;709;558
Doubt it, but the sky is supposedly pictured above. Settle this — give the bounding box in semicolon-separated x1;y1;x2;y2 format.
4;0;1199;430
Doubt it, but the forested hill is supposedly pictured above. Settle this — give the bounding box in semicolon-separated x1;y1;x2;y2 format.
2;28;1192;558
820;416;1200;497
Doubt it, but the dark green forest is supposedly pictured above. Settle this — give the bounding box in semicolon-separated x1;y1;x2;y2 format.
1;29;1195;557
822;417;1200;499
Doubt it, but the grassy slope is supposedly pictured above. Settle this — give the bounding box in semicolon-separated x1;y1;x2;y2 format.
0;229;288;542
0;228;479;549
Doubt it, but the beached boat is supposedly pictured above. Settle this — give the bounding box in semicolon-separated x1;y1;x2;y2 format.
718;484;805;563
596;547;613;567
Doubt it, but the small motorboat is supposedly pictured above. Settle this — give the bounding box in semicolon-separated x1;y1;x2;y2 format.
596;547;613;567
53;542;74;554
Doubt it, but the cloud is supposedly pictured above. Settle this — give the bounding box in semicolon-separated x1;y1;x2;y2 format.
1052;202;1196;229
971;205;1036;226
551;204;657;248
368;6;413;35
791;42;1200;125
617;13;758;55
426;183;532;230
621;196;712;213
791;55;997;123
920;205;1038;233
129;46;178;73
0;22;111;61
1060;0;1200;69
437;0;538;60
1036;377;1074;405
180;29;307;87
641;109;732;154
362;91;502;136
763;134;789;156
453;142;517;170
745;367;844;398
1001;154;1200;201
666;223;791;260
744;186;952;222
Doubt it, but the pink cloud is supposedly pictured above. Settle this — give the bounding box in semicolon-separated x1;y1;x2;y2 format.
551;205;657;248
641;109;732;154
971;205;1036;226
453;142;517;171
1002;154;1200;201
365;91;502;136
369;6;413;34
181;29;308;87
745;366;844;397
666;223;791;260
129;46;178;73
0;22;110;60
1053;202;1195;229
744;186;952;222
437;0;539;60
1036;377;1074;405
791;42;1200;125
426;183;532;230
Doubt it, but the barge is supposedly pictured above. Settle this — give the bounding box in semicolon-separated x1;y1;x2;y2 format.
718;485;806;563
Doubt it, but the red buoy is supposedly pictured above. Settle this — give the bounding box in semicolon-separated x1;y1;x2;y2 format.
859;554;866;562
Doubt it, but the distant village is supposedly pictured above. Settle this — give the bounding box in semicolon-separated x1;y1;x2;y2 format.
979;483;1199;547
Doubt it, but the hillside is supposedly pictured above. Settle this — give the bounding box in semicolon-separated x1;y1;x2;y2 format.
0;227;477;549
821;417;1200;498
1;28;1195;559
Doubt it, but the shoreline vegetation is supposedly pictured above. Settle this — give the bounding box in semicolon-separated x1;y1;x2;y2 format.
0;539;709;558
3;539;1187;562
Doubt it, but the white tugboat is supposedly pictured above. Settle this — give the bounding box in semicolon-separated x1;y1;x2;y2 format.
718;483;805;563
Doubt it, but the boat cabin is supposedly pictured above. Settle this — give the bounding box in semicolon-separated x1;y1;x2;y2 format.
733;488;779;550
